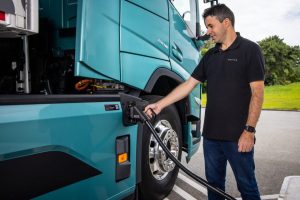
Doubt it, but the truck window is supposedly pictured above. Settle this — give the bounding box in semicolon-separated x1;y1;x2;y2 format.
171;0;197;37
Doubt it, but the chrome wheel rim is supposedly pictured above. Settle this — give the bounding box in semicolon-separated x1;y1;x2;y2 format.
149;120;179;180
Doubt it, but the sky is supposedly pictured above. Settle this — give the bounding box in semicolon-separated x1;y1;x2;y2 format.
199;0;300;46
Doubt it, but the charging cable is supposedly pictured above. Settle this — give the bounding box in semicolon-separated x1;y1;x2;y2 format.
133;106;236;200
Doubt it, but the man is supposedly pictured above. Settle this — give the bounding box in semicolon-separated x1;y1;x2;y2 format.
144;4;264;200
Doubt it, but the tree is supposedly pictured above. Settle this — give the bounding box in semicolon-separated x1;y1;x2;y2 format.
199;38;215;93
200;38;215;56
258;36;300;85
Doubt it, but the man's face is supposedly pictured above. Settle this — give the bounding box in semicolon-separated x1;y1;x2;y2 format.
205;16;227;43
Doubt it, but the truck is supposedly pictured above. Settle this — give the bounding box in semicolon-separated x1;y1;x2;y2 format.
0;0;207;199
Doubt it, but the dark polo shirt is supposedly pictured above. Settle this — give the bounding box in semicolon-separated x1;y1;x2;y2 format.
192;34;265;141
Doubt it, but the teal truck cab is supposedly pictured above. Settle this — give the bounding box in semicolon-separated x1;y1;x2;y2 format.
0;0;205;199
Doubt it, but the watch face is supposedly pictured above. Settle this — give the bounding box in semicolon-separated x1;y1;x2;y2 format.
245;125;256;133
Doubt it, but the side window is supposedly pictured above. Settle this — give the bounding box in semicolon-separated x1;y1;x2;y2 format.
171;0;197;36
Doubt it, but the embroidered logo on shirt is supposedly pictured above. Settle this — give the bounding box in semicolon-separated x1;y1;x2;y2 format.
227;58;238;62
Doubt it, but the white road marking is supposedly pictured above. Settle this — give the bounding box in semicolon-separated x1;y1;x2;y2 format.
173;185;198;200
177;172;279;200
236;194;279;200
178;173;208;195
261;194;280;199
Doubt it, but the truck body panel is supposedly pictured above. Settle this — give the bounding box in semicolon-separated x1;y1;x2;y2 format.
0;96;138;199
126;0;169;20
121;0;170;61
121;53;171;90
75;0;120;80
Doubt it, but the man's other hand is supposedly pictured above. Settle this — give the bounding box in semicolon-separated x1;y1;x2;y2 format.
238;130;255;152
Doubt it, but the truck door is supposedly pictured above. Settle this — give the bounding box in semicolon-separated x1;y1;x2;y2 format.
169;0;202;158
169;0;200;76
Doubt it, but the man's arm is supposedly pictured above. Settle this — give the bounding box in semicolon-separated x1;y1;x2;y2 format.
144;77;200;117
238;80;264;152
246;81;265;127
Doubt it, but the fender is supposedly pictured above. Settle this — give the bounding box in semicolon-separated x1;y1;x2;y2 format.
144;67;198;121
144;68;183;93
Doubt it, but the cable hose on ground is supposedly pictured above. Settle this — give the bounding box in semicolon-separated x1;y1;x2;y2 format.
133;106;236;200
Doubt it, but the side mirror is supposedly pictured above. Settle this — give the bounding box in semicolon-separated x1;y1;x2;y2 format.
182;11;191;21
194;34;210;50
194;39;205;50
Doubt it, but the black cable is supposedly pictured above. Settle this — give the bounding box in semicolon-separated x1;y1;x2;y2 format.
133;106;236;200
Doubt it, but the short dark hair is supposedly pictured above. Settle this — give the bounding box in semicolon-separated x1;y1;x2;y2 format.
202;4;235;27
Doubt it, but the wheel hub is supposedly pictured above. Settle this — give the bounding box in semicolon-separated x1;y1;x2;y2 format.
149;120;179;180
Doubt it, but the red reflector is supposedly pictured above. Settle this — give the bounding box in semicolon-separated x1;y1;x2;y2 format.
0;11;5;21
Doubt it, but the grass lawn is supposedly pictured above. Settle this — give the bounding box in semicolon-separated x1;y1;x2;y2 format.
201;82;300;110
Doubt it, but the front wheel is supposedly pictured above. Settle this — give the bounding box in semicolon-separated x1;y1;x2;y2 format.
139;95;182;200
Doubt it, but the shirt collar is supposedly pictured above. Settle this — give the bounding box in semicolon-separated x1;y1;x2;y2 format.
213;32;242;53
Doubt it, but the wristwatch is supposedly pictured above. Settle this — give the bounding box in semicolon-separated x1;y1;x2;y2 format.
244;125;256;133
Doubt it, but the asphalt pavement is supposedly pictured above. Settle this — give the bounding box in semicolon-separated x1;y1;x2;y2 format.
165;109;300;200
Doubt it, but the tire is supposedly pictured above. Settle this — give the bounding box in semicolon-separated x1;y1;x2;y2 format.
139;95;182;200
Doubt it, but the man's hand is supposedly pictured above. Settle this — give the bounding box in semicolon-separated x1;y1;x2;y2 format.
238;130;255;152
144;103;162;118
